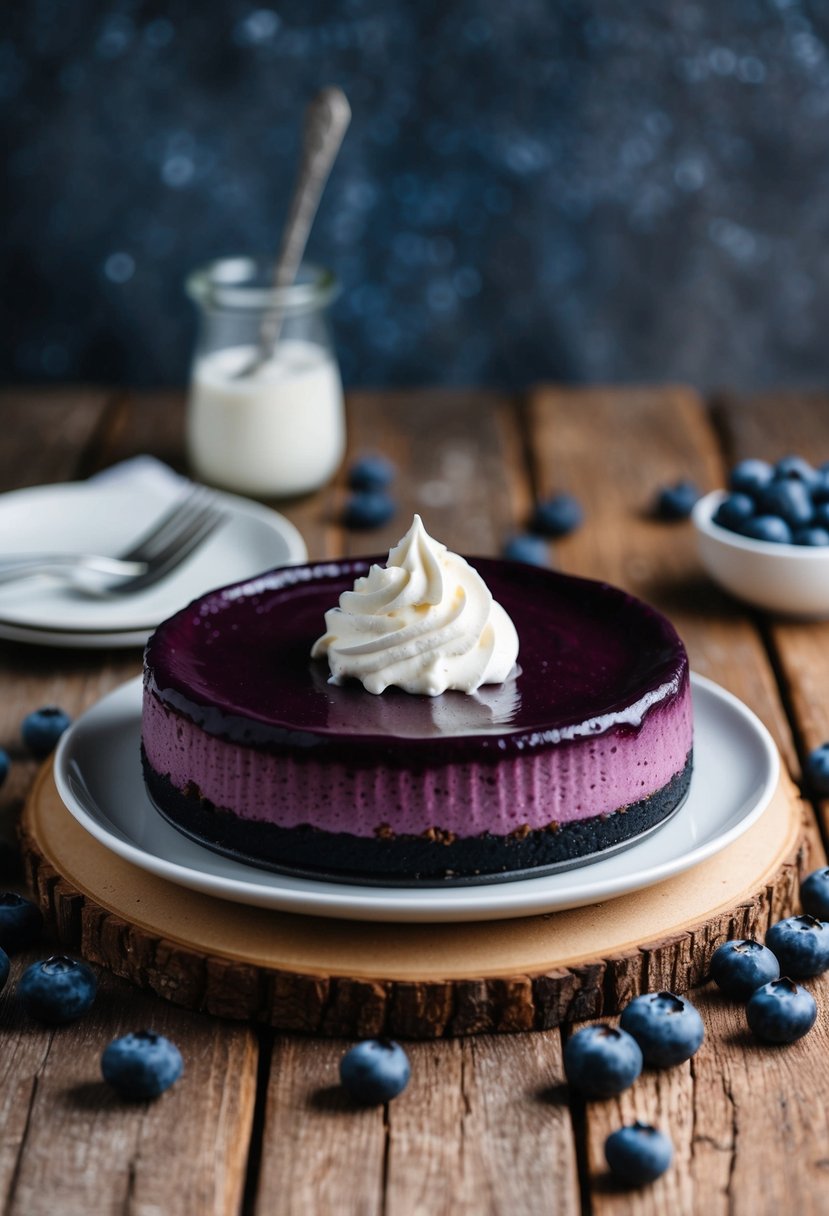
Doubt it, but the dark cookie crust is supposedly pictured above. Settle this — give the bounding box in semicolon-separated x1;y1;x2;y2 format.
142;749;693;887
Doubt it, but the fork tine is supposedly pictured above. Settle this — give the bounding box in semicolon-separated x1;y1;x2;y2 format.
111;506;225;595
118;487;211;564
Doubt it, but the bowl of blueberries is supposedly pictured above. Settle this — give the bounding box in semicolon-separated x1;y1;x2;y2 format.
692;455;829;617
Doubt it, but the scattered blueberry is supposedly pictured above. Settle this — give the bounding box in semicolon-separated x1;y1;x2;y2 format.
746;977;817;1044
756;480;814;530
655;480;700;521
347;454;396;492
801;868;829;921
342;491;396;530
563;1025;643;1099
101;1031;184;1100
0;748;9;788
739;516;793;545
804;743;829;795
530;494;583;538
619;991;704;1067
775;455;818;486
729;458;774;496
766;915;829;978
502;534;548;566
21;707;72;757
0;892;43;953
18;955;97;1024
793;527;829;546
709;939;780;1000
340;1039;410;1104
0;947;9;993
605;1121;673;1187
712;493;755;532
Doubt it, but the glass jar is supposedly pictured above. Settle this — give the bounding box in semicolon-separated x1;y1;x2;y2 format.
185;258;345;497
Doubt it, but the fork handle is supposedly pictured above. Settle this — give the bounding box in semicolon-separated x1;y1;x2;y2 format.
0;555;146;585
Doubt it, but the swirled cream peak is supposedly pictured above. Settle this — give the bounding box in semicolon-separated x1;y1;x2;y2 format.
311;515;519;696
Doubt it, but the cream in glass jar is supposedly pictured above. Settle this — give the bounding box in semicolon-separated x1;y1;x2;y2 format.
185;259;345;497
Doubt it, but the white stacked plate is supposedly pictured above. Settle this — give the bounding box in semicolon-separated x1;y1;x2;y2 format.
0;477;307;647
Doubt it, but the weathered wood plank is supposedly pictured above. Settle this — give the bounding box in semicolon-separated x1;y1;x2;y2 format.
384;1035;580;1216
579;985;829;1215
0;388;113;490
338;390;522;559
255;1037;385;1216
0;961;257;1216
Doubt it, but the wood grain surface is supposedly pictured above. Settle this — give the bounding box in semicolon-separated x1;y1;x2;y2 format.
1;386;828;1215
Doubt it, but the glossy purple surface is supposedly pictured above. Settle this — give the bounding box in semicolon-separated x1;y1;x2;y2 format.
144;558;688;762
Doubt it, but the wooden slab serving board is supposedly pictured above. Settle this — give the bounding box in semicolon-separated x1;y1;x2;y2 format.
20;761;809;1039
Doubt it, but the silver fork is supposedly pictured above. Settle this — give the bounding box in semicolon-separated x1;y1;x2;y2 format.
0;486;226;595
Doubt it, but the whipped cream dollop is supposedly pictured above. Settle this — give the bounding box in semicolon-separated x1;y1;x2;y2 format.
311;515;519;696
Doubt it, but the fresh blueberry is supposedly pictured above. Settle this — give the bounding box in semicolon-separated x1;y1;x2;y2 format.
502;534;548;566
740;515;793;544
793;527;829;546
339;1039;410;1104
712;493;755;532
756;480;813;530
654;480;700;521
18;955;97;1024
812;472;829;506
0;892;43;953
563;1025;643;1098
21;707;72;757
0;946;9;993
101;1031;184;1099
801;867;829;921
811;501;829;527
619;991;704;1067
774;455;818;486
605;1121;673;1187
766;915;829;978
347;454;396;492
0;748;9;788
805;743;829;795
709;939;780;1000
342;491;396;530
530;494;583;538
729;458;774;497
746;977;817;1044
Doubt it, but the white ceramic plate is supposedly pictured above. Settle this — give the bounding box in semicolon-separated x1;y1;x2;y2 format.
53;673;780;924
0;481;306;646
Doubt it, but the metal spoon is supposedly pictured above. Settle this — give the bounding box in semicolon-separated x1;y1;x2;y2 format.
235;85;351;378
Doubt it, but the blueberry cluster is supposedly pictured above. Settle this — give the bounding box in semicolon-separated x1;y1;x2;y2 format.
714;455;829;545
343;455;397;529
502;492;584;568
562;989;703;1186
0;891;182;1100
708;872;829;1044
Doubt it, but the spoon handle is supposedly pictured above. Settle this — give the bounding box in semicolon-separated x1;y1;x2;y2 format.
257;86;351;361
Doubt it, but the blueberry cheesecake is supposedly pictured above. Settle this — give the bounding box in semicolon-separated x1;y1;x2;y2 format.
141;515;693;883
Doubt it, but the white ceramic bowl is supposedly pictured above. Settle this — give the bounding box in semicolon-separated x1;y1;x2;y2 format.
692;490;829;617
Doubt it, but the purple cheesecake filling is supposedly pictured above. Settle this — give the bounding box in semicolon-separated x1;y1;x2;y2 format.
142;559;692;840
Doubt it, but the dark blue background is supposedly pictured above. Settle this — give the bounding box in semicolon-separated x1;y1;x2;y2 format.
4;1;829;389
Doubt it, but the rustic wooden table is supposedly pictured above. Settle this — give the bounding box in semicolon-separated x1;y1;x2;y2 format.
1;384;828;1216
